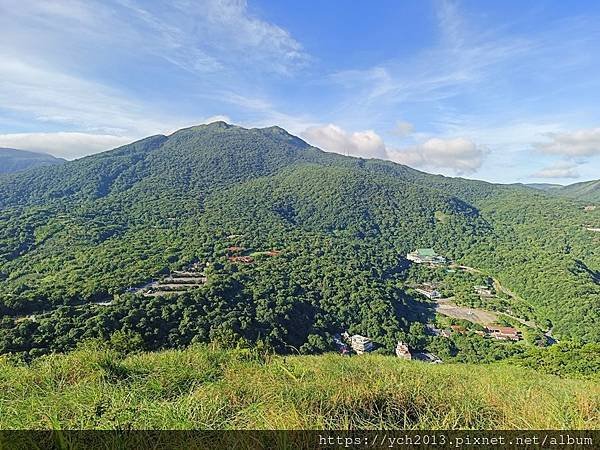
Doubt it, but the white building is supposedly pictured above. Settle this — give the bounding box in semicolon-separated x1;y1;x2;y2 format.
349;334;374;355
406;248;446;265
415;287;441;299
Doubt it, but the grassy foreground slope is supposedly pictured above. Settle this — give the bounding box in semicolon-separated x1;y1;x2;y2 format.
0;345;598;430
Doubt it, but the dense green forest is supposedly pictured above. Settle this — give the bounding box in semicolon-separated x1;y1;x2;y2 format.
0;122;598;361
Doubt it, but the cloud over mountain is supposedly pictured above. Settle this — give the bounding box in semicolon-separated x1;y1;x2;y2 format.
535;128;600;157
390;137;485;175
302;124;388;159
303;124;485;175
532;161;580;179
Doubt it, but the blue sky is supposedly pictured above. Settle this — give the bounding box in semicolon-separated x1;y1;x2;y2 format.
1;0;599;183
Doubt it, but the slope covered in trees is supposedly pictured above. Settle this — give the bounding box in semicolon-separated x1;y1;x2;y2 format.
0;148;65;174
0;122;598;360
555;179;600;203
527;179;600;203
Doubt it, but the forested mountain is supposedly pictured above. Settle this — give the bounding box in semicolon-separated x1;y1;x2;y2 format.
0;148;65;174
555;179;600;203
525;183;563;192
527;179;600;203
0;122;598;359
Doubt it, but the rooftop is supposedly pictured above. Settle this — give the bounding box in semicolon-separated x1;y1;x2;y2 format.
488;326;519;334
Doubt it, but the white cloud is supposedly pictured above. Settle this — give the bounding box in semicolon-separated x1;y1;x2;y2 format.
0;133;132;160
197;115;232;126
534;127;600;157
1;0;307;76
115;0;308;75
302;124;485;175
390;137;485;175
393;121;415;137
0;55;240;157
0;57;184;137
302;124;387;159
531;161;580;179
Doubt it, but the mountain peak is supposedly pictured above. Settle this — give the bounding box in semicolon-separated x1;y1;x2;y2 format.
206;120;235;128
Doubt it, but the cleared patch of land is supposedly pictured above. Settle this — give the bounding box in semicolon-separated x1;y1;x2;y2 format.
435;297;499;325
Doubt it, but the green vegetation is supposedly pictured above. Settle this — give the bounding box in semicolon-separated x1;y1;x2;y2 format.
0;344;597;430
0;148;65;175
0;122;598;362
528;179;600;203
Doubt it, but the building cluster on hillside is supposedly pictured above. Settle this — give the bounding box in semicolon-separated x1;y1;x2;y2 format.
128;261;208;297
336;333;442;363
226;246;254;264
406;248;447;265
487;326;522;341
474;285;494;297
436;323;521;341
225;243;282;264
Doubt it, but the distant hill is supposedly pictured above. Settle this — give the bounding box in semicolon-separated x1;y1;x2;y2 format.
556;179;600;203
0;148;65;174
525;183;563;192
527;179;600;203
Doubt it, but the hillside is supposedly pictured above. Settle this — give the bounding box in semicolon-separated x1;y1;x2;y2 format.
525;183;563;192
528;179;600;203
0;122;598;362
556;179;600;203
0;148;65;174
0;345;597;430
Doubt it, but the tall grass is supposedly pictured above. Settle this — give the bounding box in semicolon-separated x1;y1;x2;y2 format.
0;345;597;429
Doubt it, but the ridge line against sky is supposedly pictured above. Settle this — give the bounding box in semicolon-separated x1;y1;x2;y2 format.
0;0;599;183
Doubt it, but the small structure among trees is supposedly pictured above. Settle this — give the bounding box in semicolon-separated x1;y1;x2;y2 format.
406;248;446;265
395;341;412;360
415;283;442;299
487;326;522;341
342;332;374;355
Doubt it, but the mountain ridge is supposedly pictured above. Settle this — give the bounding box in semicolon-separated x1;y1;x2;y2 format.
0;122;598;360
526;180;600;203
0;147;66;174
